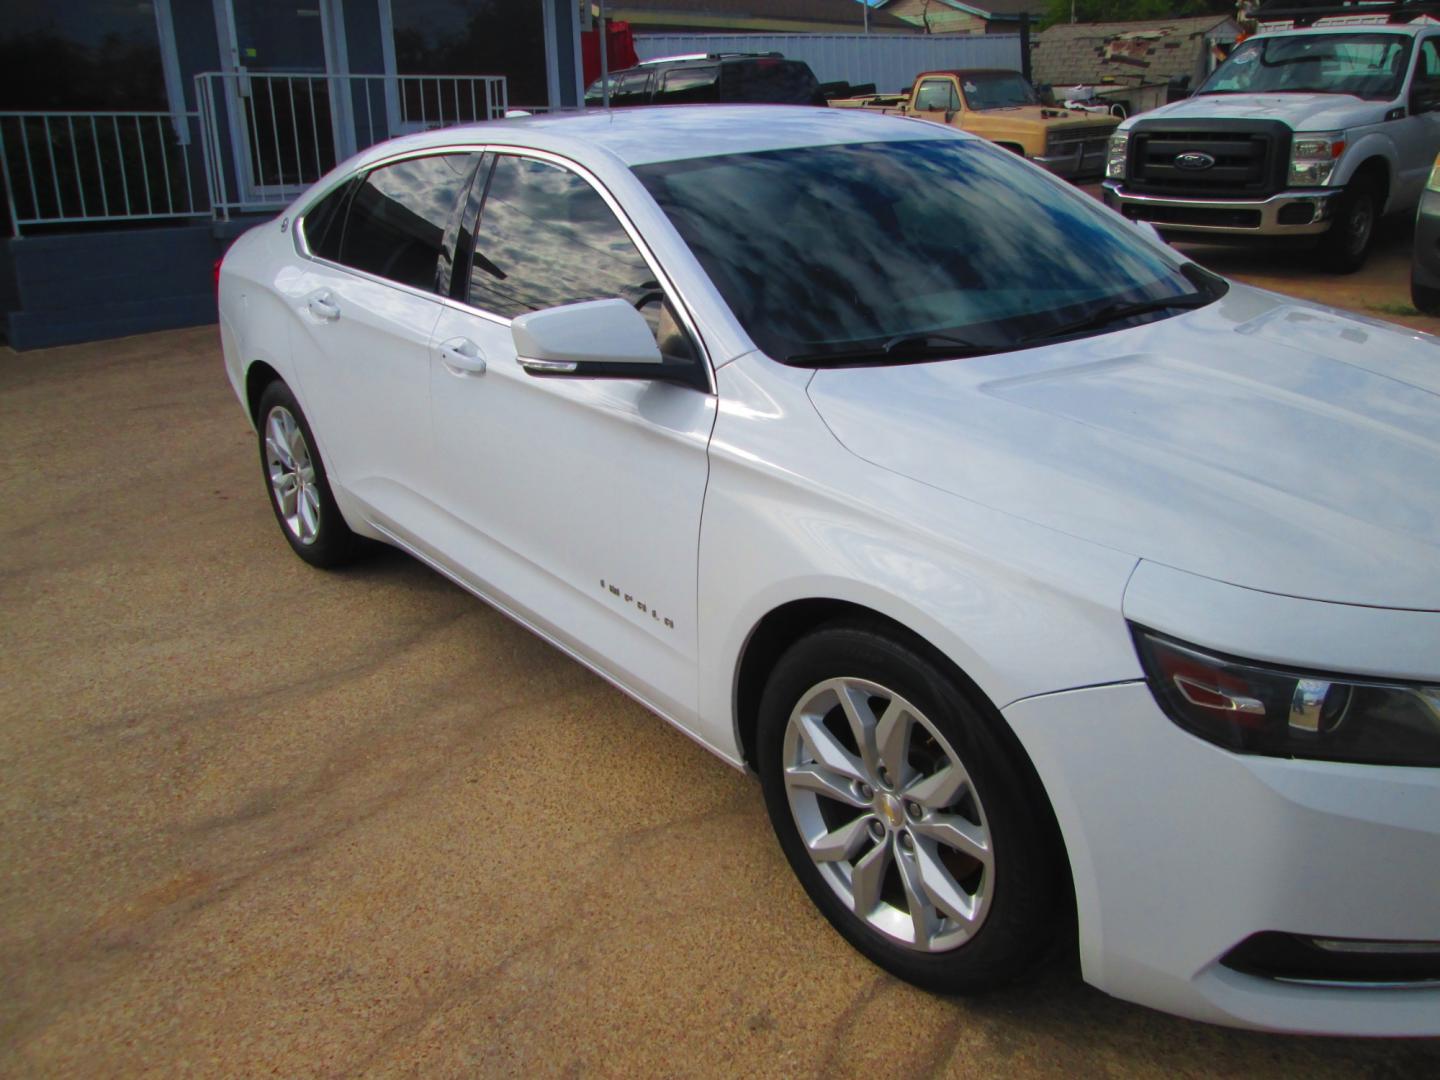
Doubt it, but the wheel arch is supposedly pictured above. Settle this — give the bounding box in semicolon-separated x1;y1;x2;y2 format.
1335;145;1393;211
245;359;284;428
731;594;1077;936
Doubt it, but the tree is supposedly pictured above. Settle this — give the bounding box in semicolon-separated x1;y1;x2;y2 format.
1041;0;1236;29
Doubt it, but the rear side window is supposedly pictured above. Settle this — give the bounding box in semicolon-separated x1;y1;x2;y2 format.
301;181;350;261
658;66;719;104
719;60;818;104
337;153;479;291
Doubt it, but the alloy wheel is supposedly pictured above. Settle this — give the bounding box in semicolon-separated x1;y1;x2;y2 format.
781;677;993;952
264;406;320;545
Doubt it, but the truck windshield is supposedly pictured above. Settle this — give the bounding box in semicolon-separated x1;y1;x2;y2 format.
1197;33;1412;101
634;138;1211;365
961;72;1039;109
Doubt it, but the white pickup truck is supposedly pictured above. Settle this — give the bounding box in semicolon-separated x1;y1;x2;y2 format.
1102;4;1440;271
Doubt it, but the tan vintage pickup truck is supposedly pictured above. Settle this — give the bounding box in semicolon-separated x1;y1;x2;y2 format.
831;69;1119;180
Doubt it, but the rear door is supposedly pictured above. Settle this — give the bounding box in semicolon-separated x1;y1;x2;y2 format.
284;151;480;527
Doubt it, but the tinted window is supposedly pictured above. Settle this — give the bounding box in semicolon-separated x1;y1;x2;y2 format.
302;181;351;262
467;156;696;362
719;59;819;104
339;153;478;291
611;70;653;107
636;138;1204;362
468;156;655;317
658;66;719;104
913;79;958;111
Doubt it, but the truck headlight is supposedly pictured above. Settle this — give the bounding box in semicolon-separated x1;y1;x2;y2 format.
1106;131;1128;179
1132;626;1440;766
1289;132;1345;187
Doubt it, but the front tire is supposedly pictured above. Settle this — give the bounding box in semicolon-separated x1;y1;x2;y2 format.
756;622;1062;995
256;380;360;568
1412;272;1440;316
1321;180;1379;274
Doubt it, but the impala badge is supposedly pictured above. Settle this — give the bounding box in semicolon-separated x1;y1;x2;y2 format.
1175;151;1216;171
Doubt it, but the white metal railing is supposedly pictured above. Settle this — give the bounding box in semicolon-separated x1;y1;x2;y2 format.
196;72;509;218
0;111;206;236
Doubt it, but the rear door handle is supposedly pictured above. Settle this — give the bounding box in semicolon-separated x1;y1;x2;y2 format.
439;337;487;375
307;293;340;321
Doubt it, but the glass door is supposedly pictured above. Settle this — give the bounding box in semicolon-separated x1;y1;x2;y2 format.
219;0;345;204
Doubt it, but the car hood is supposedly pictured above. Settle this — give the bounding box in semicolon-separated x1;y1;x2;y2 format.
1129;93;1388;132
806;286;1440;610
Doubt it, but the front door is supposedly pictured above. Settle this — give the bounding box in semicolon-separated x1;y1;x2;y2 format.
426;152;716;726
217;0;347;205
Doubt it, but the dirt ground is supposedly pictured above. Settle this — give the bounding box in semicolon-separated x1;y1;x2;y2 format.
2;250;1439;1077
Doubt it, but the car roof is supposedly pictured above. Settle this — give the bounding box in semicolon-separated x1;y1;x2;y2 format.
348;105;964;170
1252;22;1428;38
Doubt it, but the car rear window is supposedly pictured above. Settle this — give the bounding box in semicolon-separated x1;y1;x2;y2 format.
719;59;818;104
657;66;720;104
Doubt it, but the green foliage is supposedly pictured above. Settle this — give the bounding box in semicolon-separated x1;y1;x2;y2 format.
1040;0;1236;30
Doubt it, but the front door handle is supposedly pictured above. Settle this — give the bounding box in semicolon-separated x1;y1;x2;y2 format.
439;337;487;375
307;292;340;321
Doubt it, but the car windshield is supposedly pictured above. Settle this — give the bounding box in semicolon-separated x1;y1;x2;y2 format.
1198;33;1412;100
634;138;1212;364
961;72;1039;109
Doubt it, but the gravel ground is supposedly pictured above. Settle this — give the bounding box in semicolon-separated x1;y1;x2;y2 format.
2;245;1438;1077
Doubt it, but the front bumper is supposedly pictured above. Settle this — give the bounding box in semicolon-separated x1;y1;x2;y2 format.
1033;137;1111;180
1102;182;1344;237
1005;681;1440;1035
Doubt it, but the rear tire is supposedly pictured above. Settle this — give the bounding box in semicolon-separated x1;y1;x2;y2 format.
256;380;361;568
756;621;1062;995
1321;179;1379;274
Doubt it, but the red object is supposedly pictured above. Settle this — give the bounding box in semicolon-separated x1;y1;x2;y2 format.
581;20;639;88
213;257;223;300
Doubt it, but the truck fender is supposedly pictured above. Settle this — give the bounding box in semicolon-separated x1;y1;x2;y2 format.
1329;134;1398;213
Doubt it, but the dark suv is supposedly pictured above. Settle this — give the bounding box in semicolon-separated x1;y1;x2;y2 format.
584;53;825;108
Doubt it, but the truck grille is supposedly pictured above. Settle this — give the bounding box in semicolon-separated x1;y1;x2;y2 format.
1125;119;1292;199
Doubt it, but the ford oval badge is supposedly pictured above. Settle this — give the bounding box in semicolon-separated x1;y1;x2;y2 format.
1174;151;1216;171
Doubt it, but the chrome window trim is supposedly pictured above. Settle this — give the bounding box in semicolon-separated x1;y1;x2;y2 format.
292;142;717;396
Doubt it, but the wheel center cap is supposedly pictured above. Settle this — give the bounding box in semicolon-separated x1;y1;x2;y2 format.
880;793;905;829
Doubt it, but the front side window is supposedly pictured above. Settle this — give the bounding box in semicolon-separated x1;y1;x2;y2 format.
1198;33;1412;101
636;137;1208;363
467;155;696;363
913;79;959;112
338;153;478;291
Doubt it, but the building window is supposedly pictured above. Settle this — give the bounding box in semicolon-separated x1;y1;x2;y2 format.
0;1;166;111
389;0;547;108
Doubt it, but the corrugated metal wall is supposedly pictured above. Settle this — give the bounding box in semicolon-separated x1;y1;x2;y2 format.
632;33;1023;94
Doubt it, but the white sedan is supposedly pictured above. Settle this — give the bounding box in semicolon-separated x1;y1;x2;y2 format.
218;106;1440;1036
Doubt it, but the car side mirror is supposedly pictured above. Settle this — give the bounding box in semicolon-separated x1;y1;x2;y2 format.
512;298;701;388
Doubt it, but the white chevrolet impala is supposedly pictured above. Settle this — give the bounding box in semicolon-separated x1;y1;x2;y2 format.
218;106;1440;1035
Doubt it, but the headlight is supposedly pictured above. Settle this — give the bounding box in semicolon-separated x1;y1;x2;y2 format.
1288;132;1345;187
1132;626;1440;766
1106;131;1129;179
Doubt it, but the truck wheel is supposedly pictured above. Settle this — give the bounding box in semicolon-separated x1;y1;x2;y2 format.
1321;180;1379;274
